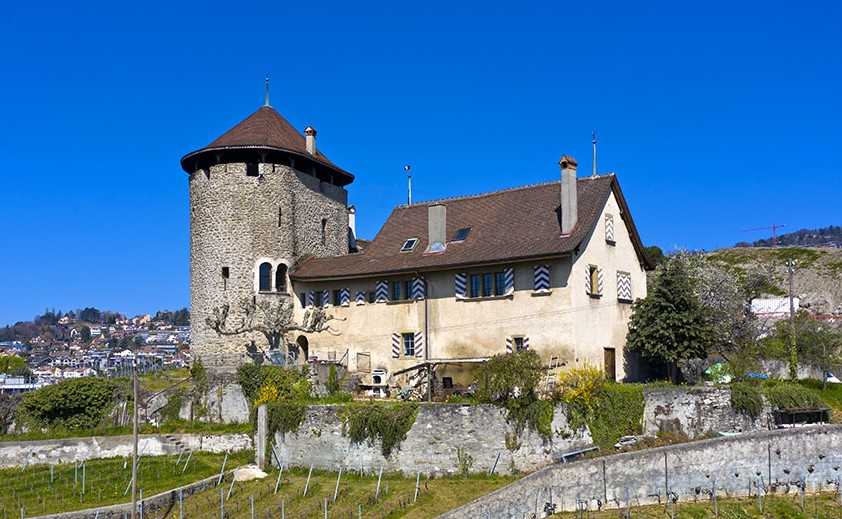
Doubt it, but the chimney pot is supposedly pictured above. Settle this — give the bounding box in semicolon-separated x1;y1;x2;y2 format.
305;126;317;155
559;155;578;171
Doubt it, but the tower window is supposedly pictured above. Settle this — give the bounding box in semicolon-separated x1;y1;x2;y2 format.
278;207;282;227
258;262;272;292
275;264;288;292
246;163;259;177
321;219;328;245
222;267;229;290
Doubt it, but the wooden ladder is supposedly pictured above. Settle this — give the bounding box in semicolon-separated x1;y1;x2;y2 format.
544;356;560;392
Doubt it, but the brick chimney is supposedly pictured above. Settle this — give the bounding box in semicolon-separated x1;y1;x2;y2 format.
427;204;446;253
304;126;317;155
559;155;578;235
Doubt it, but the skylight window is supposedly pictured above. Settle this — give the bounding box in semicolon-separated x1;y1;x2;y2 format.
452;227;471;242
401;238;419;252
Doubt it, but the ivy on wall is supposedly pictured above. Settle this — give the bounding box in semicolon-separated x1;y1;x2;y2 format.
342;403;419;458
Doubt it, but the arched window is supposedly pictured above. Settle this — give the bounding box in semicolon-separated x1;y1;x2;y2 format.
275;264;288;292
258;262;272;292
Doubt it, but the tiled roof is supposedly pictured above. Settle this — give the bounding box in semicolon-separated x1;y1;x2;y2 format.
292;174;651;280
180;106;354;184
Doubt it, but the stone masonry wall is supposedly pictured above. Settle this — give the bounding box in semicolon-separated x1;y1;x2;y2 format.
0;433;252;469
272;404;592;476
189;162;349;359
439;425;842;518
643;387;773;437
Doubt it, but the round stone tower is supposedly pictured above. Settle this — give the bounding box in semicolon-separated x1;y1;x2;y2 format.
180;105;354;363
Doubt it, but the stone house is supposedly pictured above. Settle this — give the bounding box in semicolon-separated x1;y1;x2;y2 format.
181;103;652;388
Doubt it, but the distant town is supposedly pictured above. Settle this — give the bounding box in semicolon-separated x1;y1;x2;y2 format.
0;308;190;393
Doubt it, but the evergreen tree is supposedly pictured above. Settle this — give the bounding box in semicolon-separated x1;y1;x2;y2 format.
627;254;713;373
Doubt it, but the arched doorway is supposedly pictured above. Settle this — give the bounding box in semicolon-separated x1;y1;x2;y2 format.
296;335;309;363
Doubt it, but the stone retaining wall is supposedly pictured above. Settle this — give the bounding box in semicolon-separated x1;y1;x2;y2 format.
0;433;252;469
438;425;842;518
271;404;592;476
643;387;773;438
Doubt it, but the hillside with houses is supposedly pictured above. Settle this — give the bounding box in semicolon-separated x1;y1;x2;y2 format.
0;309;190;394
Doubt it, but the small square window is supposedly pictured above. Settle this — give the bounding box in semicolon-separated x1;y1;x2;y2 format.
401;238;419;252
452;227;471;242
402;332;415;356
221;267;230;279
246;163;259;177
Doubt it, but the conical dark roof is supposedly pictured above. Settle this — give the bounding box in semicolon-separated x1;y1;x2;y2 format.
180;106;354;185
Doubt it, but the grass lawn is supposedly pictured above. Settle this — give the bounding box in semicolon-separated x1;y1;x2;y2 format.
799;379;842;421
0;451;250;517
174;466;518;519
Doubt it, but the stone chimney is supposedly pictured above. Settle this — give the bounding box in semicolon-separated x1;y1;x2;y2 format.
427;204;446;253
304;126;317;155
559;155;578;235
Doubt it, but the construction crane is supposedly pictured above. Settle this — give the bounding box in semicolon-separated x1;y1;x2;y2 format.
741;223;786;248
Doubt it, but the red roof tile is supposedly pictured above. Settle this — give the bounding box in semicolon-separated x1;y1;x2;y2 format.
180;106;353;184
292;174;652;280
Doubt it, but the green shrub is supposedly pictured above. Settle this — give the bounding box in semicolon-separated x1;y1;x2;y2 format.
326;364;340;395
237;364;311;405
763;382;824;410
475;350;544;402
730;382;763;418
343;403;418;458
505;394;554;442
17;377;116;430
159;388;186;423
587;383;645;450
265;401;306;436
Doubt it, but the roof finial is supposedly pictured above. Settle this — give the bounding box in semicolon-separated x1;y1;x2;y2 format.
265;74;270;107
405;165;412;205
592;130;597;177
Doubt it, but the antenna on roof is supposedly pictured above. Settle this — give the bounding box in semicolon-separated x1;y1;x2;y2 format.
405;165;412;205
592;131;597;177
264;74;270;107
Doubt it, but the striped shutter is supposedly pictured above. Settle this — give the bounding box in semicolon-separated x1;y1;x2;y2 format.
504;267;514;295
355;291;366;305
597;268;604;296
522;336;530;350
455;273;467;299
584;268;592;295
376;280;389;302
414;332;424;358
412;277;426;300
391;333;400;358
617;272;632;301
321;290;330;308
533;265;550;293
339;288;350;307
307;291;315;307
605;214;615;243
505;337;513;354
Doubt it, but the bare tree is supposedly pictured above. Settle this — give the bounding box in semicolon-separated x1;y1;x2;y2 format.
206;297;343;360
687;254;781;377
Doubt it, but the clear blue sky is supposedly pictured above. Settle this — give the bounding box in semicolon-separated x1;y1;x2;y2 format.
1;1;840;326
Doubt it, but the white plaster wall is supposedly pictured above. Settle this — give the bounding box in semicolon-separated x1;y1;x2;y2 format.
294;182;647;383
568;184;648;380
